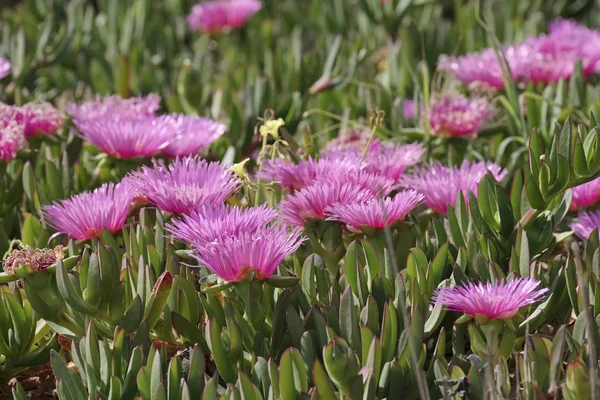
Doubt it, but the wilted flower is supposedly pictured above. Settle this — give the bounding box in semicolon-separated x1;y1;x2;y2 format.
0;117;26;161
130;157;239;214
326;190;424;232
66;94;160;123
432;278;548;321
160;114;226;158
0;58;10;80
75;116;174;159
570;177;600;211
167;204;278;245
570;209;600;240
428;94;493;137
256;157;357;191
4;245;64;275
186;0;262;33
401;161;507;214
41;181;134;241
188;225;304;281
278;171;393;226
0;102;64;137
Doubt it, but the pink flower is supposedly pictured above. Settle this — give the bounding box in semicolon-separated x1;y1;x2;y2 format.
161;115;226;158
129;157;239;214
400;161;507;214
402;99;421;119
40;181;134;241
428;95;493;137
570;209;600;241
438;48;513;89
570;177;600;211
256;157;357;191
0;117;26;161
324;128;372;153
0;102;64;137
66;94;160;123
186;0;262;33
167;204;277;245
0;58;10;80
75;116;174;159
432;278;548;321
189;226;304;281
326;190;424;232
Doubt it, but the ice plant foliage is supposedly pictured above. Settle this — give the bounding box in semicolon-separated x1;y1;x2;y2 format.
0;102;64;137
161;114;226;158
167;204;277;245
433;278;548;321
570;177;600;211
130;157;239;214
570;209;600;241
0;58;10;79
40;182;134;241
186;0;262;33
326;190;424;232
428;95;493;137
0;117;26;161
440;19;600;88
75;116;174;159
401;161;507;214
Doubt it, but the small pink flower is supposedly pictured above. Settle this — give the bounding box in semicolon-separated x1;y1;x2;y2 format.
428;94;493;137
402;99;422;119
570;177;600;211
186;0;262;33
570;209;600;241
432;278;548;321
66;94;160;123
0;58;10;80
326;190;424;232
160;115;226;158
41;181;134;241
130;157;239;214
0;102;64;137
400;161;506;214
0;117;26;161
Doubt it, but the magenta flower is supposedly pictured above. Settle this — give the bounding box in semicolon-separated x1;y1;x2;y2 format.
570;177;600;211
428;95;493;137
256;157;357;191
326;190;424;232
167;204;277;245
570;209;600;241
432;278;548;321
189;226;303;281
186;0;262;33
161;115;226;158
322;140;424;182
130;157;239;214
0;117;26;161
40;181;134;241
400;161;507;214
66;94;160;123
438;48;514;89
402;99;421;119
324;128;372;153
0;102;64;137
75;116;174;159
278;171;392;226
0;58;10;80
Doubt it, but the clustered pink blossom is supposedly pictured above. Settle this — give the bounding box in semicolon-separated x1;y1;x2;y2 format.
168;204;303;281
440;19;600;88
0;117;26;161
428;95;493;137
400;161;506;214
41;181;135;241
0;58;10;80
433;278;548;321
1;102;64;137
187;0;262;33
68;95;225;159
130;157;239;214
